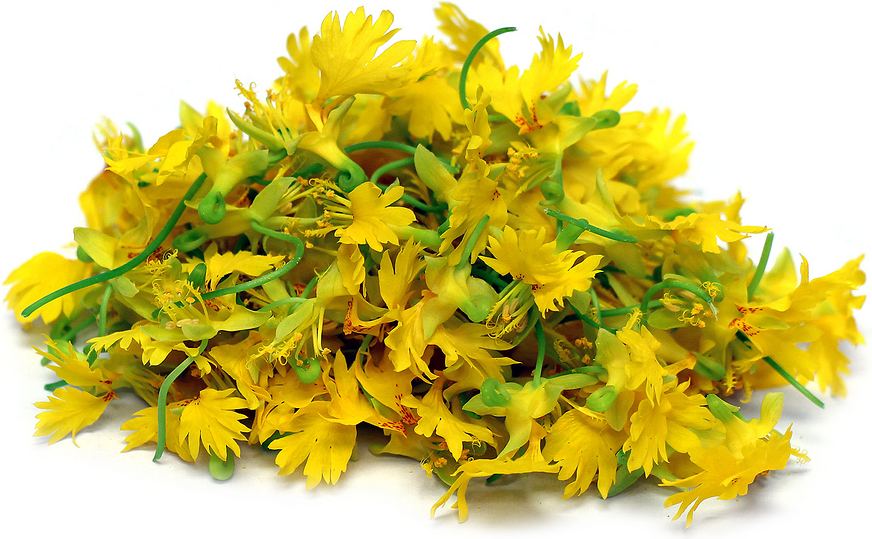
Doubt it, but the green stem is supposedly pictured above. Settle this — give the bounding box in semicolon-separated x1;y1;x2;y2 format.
590;287;603;325
258;297;307;312
459;27;517;110
356;334;374;363
44;380;68;392
97;285;113;338
57;314;98;343
567;302;617;334
154;340;208;461
370;157;415;184
202;221;304;302
370;159;448;213
459;215;490;268
599;301;662;318
747;232;774;300
22;173;208;318
400;194;448;213
344;141;456;172
470;266;509;290
533;316;546;386
761;356;825;409
299;274;319;299
345;140;419;155
544;208;638;243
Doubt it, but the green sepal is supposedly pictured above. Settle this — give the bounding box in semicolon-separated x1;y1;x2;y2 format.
208;451;236;481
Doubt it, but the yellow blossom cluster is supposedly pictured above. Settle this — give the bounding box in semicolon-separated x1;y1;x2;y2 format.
4;4;865;527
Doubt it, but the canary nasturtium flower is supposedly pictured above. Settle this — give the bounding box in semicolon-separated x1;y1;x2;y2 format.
5;3;864;528
334;183;416;251
482;225;602;313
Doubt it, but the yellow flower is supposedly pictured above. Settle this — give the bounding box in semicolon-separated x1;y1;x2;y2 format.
271;401;357;489
481;225;602;313
622;380;714;476
5;252;92;324
462;379;563;457
438;91;508;265
662;430;796;527
431;422;558;522
308;7;416;125
334;182;415;251
434;3;505;69
178;388;250;462
34;386;117;446
405;377;496;460
471;29;581;133
543;408;624;498
385;39;464;141
661;393;805;526
277;26;320;102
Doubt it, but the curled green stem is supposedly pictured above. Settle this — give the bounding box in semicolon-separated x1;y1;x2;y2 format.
459;26;517;110
345;141;457;173
154;340;209;462
201;221;304;302
370;157;415;184
22;173;208;319
198;190;226;225
371;157;448;212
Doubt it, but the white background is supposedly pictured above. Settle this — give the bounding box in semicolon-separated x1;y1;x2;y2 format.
1;1;869;537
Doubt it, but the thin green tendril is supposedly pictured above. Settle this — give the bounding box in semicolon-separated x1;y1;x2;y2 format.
544;208;638;243
533;316;546;386
57;314;98;343
370;157;415;184
460;27;517;110
599;301;662;318
747;232;775;300
299;274;319;299
460;215;490;268
258;297;307;312
762;356;825;409
22;173;208;319
154;339;208;462
201;221;304;302
344;141;456;171
567;302;617;334
97;285;113;338
590;287;603;325
356;334;374;363
371;157;448;212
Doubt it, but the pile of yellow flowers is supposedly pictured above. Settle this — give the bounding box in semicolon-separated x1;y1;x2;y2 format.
5;4;866;526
